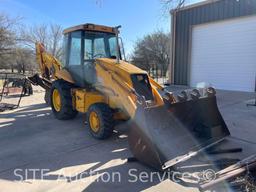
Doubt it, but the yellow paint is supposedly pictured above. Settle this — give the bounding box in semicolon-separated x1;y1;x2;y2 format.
55;69;75;84
35;42;61;79
52;89;61;112
96;58;148;75
36;42;75;84
89;111;100;132
73;89;106;113
73;86;130;121
149;77;164;91
94;58;164;118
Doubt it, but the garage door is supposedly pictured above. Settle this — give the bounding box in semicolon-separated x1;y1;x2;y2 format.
190;16;256;92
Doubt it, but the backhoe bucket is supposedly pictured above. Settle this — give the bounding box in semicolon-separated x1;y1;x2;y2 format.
128;95;230;171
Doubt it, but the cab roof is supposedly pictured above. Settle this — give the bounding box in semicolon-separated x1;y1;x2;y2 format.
63;23;118;35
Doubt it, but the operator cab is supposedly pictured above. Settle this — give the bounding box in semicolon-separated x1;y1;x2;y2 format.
63;23;123;87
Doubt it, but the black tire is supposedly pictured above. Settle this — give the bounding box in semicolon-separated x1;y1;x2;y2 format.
87;103;114;139
50;79;78;120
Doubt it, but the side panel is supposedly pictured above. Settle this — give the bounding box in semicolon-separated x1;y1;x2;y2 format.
73;88;129;120
73;89;106;112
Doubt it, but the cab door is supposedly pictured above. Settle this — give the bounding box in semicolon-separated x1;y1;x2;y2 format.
65;31;84;87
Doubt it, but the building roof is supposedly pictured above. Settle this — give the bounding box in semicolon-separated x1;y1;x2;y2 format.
170;0;220;14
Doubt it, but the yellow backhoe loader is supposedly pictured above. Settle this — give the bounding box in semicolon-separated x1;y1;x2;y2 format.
29;23;256;190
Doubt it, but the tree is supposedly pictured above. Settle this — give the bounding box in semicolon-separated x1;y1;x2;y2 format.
131;31;171;79
15;48;36;74
0;13;20;70
20;24;63;60
161;0;186;10
17;24;63;73
0;13;63;73
0;14;18;54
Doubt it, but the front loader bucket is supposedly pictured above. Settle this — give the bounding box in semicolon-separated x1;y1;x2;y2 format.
128;95;230;171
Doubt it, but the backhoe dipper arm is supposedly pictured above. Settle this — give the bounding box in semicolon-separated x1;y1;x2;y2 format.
35;42;61;80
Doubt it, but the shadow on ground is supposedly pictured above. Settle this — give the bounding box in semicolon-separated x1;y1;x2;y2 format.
0;89;255;191
0;103;168;192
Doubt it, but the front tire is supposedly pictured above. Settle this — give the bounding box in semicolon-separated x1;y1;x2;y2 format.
50;79;78;120
87;103;114;139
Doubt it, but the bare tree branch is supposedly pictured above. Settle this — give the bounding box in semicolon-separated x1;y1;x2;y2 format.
160;0;187;17
20;23;63;60
161;0;186;9
0;13;62;73
0;13;22;70
0;13;20;56
131;30;171;78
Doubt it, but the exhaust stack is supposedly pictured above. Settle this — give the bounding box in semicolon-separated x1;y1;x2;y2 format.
114;25;121;64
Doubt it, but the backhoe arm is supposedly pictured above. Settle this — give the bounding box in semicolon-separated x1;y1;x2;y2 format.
28;43;63;96
35;42;61;80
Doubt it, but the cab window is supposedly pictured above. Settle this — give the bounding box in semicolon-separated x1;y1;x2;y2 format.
109;37;117;58
94;38;106;56
69;31;82;65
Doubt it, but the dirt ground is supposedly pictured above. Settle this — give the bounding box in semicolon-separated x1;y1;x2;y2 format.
0;86;255;192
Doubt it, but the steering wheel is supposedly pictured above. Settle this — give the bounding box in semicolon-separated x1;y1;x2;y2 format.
85;51;93;59
93;53;105;59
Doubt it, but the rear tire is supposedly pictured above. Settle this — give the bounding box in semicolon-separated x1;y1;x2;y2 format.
50;79;78;120
87;103;114;139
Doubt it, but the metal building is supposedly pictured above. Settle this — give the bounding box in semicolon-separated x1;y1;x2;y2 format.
170;0;256;92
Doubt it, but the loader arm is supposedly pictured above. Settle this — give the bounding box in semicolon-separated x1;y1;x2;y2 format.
94;58;165;119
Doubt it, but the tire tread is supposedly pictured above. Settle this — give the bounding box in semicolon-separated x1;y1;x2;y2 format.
50;79;78;120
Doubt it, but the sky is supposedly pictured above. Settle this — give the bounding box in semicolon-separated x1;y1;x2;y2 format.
0;0;195;54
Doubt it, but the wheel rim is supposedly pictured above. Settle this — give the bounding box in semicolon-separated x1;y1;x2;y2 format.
89;111;100;132
52;89;61;112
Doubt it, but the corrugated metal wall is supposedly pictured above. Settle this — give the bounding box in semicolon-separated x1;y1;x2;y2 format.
172;0;256;85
